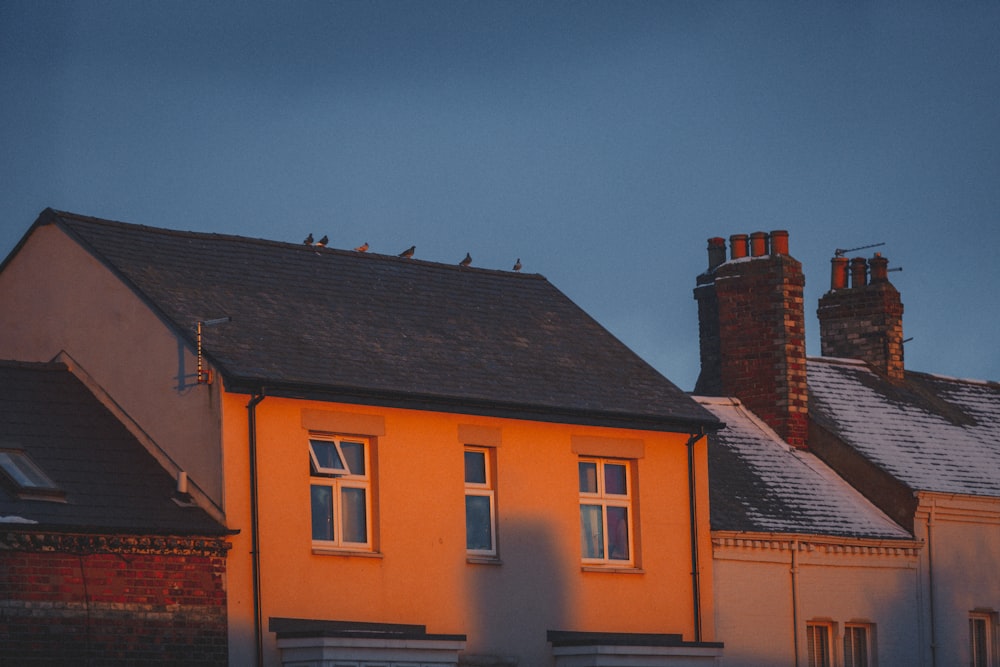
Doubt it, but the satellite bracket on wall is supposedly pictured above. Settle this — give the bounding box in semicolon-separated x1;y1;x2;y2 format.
195;317;231;385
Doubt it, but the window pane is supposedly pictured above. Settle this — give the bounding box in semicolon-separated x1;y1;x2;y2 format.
310;485;334;541
341;487;368;544
310;440;344;473
465;495;493;551
971;617;988;667
844;626;868;667
604;463;627;495
580;504;604;559
465;450;487;484
579;461;598;493
340;441;365;475
807;625;831;667
606;505;630;560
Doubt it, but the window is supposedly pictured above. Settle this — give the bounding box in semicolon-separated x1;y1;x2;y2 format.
309;436;372;550
971;612;997;667
844;623;875;667
0;448;62;500
806;623;833;667
578;458;633;565
464;447;496;557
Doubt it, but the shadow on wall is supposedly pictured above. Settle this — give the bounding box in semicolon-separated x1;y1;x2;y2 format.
464;517;567;666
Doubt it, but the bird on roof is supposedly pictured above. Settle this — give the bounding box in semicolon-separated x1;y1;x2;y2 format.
354;242;369;252
460;253;472;267
513;258;522;272
304;233;313;245
316;235;328;247
399;245;415;258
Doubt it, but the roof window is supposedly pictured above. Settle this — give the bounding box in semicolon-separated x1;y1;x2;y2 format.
0;448;64;501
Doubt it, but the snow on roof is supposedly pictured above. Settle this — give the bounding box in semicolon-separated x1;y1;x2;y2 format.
697;396;911;539
808;358;1000;497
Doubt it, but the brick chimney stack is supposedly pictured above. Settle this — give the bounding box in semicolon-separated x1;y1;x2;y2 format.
694;230;809;449
817;252;904;381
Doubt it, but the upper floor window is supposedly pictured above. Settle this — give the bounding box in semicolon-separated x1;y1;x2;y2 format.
309;436;372;551
578;458;633;565
807;622;833;667
844;623;875;667
971;612;997;667
464;446;497;557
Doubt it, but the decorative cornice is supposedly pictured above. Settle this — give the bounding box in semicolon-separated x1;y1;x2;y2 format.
712;532;921;557
0;530;231;557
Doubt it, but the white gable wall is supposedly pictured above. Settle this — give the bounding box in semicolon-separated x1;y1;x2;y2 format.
0;223;225;506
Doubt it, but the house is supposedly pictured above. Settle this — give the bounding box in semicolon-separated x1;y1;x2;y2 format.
0;209;725;666
0;359;230;665
692;231;1000;667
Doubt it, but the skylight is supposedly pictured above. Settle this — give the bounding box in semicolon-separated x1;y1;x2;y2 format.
0;449;63;500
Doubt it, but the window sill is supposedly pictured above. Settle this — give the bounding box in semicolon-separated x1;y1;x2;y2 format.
581;565;644;574
467;556;503;566
311;546;383;559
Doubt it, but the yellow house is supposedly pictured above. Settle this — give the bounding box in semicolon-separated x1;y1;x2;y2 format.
0;209;723;666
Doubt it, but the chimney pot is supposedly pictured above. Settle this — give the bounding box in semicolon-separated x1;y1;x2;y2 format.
707;237;727;270
750;231;768;257
769;230;789;255
730;234;749;259
830;256;849;290
869;253;889;282
850;257;868;288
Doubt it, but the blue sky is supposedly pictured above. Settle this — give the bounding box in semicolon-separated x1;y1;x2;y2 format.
2;1;999;390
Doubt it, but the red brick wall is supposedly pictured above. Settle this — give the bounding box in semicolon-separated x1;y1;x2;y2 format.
0;531;229;666
818;280;905;381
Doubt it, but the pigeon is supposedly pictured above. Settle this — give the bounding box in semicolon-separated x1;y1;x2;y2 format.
354;242;369;252
304;233;313;245
399;245;415;258
460;253;472;267
316;235;328;247
513;258;522;272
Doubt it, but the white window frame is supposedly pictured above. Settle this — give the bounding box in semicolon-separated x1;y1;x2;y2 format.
806;622;834;667
0;448;63;500
971;611;998;667
464;446;497;558
578;457;634;566
844;622;876;667
309;436;373;552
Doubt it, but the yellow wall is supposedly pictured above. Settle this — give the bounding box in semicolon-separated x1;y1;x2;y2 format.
221;392;714;666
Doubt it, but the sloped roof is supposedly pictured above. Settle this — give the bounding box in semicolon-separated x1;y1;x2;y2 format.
23;209;717;432
808;357;1000;497
697;396;911;539
0;361;227;534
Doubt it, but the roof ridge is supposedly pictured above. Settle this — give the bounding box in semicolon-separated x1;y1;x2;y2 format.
50;209;545;279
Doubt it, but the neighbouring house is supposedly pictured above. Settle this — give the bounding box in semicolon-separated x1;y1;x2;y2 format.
0;209;725;667
693;231;1000;667
0;359;230;666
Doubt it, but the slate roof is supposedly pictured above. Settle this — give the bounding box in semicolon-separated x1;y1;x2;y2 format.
808;357;1000;497
697;396;911;539
0;360;227;534
19;209;718;432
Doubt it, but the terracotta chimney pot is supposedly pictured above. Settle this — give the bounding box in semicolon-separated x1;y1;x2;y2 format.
770;230;789;255
750;231;768;257
707;237;727;270
869;253;889;283
850;257;868;288
830;256;849;290
730;234;749;259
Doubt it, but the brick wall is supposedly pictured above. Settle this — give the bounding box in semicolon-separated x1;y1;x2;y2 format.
818;275;904;381
0;531;229;666
694;236;809;449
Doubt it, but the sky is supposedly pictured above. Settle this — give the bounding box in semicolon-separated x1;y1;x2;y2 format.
2;1;999;391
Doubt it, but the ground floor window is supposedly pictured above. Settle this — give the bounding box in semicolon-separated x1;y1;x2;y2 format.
971;612;997;667
806;622;833;667
844;623;875;667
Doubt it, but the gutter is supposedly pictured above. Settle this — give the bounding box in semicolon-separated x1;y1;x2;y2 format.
247;391;266;667
686;430;706;642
